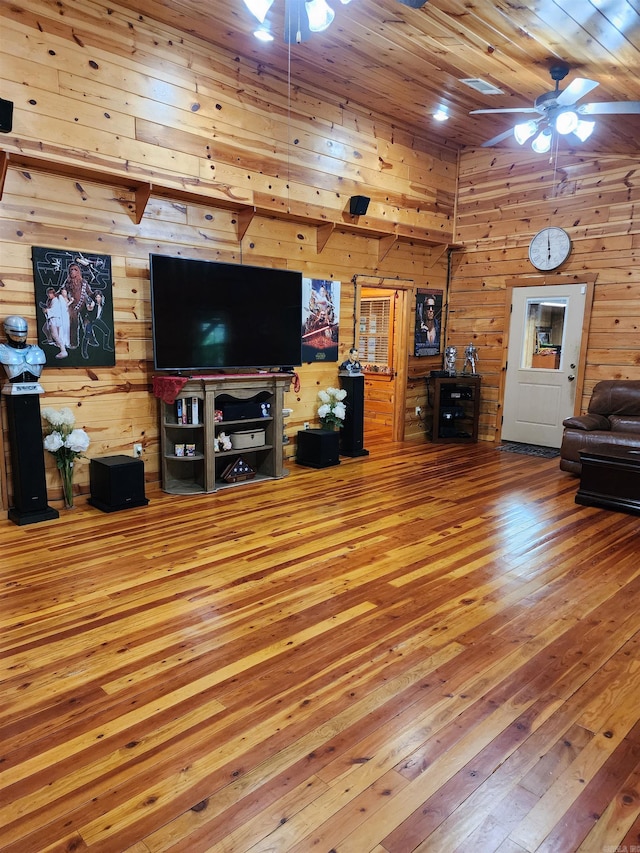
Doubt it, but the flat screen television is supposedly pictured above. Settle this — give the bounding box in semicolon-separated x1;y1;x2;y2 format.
150;254;303;372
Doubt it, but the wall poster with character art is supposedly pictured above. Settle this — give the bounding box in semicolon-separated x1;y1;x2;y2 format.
32;247;115;368
301;278;340;362
414;288;443;357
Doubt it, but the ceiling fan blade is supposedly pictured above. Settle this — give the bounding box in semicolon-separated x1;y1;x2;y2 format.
556;78;599;106
470;107;537;115
481;127;516;147
580;101;640;115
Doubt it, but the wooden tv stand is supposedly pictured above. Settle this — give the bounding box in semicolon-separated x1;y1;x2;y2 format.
155;373;292;494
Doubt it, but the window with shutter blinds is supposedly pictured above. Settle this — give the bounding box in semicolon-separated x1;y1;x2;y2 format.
359;297;392;367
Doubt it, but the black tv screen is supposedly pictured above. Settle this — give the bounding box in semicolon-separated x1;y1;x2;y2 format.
150;255;302;372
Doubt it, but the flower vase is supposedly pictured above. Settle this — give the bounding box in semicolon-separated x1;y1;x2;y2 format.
60;461;75;509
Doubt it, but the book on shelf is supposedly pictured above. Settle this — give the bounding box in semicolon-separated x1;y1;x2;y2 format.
175;396;200;425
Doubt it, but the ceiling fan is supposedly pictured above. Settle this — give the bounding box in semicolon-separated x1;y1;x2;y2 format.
244;0;428;44
470;62;640;152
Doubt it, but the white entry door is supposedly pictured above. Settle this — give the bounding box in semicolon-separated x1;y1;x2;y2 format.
501;283;588;447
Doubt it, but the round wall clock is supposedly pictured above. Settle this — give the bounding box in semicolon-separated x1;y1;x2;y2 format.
528;226;572;271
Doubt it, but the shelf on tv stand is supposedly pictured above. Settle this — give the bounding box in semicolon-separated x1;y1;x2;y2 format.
218;416;273;427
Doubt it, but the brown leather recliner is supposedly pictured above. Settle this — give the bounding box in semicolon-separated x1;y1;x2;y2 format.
560;379;640;474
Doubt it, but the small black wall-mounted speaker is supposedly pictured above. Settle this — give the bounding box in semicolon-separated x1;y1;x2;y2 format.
349;195;370;216
0;98;14;133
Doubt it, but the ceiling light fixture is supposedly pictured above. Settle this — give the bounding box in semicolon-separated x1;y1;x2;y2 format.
244;0;345;41
513;120;538;145
515;112;597;152
305;0;334;31
574;119;595;142
433;108;449;122
555;109;578;135
531;128;552;154
245;0;426;43
243;0;275;23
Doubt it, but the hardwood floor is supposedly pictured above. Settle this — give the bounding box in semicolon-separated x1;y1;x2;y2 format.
1;439;639;853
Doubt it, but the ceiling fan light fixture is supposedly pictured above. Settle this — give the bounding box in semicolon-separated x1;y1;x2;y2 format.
555;110;579;135
243;0;275;24
514;120;537;145
531;128;552;154
254;27;274;40
305;0;334;31
574;119;595;142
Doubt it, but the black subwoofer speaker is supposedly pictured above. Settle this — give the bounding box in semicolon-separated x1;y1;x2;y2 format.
296;429;340;469
89;455;149;512
349;195;370;216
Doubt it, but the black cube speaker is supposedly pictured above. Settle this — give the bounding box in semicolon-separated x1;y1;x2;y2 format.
89;455;149;512
0;98;14;133
296;429;340;469
349;195;370;216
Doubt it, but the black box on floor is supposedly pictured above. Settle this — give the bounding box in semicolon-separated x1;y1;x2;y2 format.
89;455;149;512
296;429;340;469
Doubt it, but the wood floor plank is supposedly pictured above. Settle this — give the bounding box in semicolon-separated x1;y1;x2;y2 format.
0;440;638;852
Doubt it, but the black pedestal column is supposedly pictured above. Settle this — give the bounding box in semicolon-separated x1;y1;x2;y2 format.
4;392;59;525
339;373;369;457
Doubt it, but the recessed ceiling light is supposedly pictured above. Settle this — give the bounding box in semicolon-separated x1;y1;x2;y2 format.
254;28;274;41
433;108;449;122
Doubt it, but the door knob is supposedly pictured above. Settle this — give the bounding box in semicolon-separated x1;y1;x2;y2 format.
568;374;575;381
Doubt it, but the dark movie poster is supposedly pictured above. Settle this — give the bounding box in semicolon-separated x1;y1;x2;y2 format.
32;247;115;368
301;278;340;362
414;288;443;357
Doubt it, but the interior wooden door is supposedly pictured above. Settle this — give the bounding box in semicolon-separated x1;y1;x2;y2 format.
356;284;409;442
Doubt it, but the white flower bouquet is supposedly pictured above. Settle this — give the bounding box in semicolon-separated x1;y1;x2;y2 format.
317;386;347;429
42;407;90;507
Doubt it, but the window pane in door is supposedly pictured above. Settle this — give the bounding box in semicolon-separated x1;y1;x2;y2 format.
359;297;391;366
521;297;567;369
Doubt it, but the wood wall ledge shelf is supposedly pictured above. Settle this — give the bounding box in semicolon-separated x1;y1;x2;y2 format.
0;149;455;250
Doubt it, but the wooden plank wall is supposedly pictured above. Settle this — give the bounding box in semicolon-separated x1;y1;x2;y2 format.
451;147;640;442
0;0;456;509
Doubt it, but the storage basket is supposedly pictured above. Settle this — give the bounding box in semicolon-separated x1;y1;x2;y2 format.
230;428;266;449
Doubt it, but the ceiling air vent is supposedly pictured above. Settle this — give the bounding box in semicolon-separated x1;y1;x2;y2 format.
460;78;504;96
